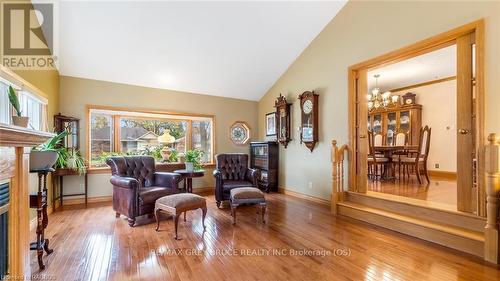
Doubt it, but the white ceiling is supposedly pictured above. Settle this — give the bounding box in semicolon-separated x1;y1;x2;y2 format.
367;45;456;91
58;1;347;101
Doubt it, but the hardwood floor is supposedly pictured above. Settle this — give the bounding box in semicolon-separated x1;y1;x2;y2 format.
30;193;499;281
368;175;457;208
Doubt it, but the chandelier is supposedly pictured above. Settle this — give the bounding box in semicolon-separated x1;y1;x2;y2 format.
367;74;399;110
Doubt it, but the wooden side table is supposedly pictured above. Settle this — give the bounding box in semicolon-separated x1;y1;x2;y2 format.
173;170;205;193
29;168;54;270
52;168;88;209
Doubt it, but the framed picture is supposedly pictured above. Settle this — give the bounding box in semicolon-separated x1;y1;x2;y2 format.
265;112;276;136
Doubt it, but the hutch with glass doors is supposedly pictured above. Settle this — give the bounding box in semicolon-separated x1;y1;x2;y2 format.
368;104;422;145
250;141;278;192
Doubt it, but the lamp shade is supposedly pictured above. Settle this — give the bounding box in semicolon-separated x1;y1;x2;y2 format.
157;130;176;144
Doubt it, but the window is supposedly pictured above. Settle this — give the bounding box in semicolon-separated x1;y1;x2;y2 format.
88;107;215;168
0;77;47;130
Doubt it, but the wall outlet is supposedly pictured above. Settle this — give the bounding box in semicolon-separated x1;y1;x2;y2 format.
308;182;313;189
434;163;439;169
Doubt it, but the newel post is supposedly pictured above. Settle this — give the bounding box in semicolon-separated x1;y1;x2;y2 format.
331;140;339;214
485;133;500;263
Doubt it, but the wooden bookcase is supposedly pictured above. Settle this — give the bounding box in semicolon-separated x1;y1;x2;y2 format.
250;141;278;192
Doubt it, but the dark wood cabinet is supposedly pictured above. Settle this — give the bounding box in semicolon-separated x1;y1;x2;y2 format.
250;141;278;192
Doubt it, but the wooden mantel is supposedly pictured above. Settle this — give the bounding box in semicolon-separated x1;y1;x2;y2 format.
0;123;54;278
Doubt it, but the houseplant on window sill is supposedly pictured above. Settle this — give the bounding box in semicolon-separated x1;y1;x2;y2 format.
8;85;29;128
184;149;203;172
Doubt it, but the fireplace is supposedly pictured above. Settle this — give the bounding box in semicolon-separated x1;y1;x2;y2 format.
0;181;9;277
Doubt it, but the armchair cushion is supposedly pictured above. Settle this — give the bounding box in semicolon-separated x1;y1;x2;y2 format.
139;187;175;205
223;180;255;192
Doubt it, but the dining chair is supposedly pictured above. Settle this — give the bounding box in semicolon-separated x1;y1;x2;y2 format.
373;133;384;146
400;126;431;184
368;131;389;180
392;129;407;179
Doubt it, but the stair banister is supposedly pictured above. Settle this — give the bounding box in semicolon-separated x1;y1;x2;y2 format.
485;133;500;263
331;140;348;214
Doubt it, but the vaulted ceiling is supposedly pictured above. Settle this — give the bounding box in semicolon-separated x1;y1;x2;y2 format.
57;1;347;101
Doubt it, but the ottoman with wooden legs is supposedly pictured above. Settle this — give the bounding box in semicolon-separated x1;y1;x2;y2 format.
229;187;266;224
154;193;207;240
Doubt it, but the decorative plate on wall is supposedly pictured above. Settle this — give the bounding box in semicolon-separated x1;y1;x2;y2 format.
230;121;251;145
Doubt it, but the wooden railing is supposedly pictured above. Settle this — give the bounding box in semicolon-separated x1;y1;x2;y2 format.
485;133;500;263
331;140;348;214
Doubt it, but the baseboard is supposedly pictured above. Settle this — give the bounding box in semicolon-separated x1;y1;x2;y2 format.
428;170;457;180
278;187;330;206
55;195;113;207
52;187;214;209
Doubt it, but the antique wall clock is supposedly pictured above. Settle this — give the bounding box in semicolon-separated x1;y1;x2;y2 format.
298;91;319;152
274;94;291;148
402;92;416;105
230;121;251;145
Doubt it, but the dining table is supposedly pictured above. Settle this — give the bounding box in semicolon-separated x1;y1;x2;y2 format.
374;145;418;179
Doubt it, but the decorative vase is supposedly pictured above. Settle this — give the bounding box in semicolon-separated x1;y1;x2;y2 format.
12;116;29;128
160;147;172;162
29;150;58;171
185;162;194;172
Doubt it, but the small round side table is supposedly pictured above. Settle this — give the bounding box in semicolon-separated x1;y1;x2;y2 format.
174;170;205;193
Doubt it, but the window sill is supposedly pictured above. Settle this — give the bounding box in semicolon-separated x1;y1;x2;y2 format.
88;162;215;174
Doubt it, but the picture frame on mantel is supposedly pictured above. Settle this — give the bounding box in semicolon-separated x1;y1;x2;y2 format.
265;112;276;137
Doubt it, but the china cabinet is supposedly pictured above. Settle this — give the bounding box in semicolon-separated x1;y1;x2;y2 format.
368;104;422;145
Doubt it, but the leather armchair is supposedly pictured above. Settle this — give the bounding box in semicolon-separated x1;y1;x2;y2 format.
106;156;182;226
213;153;259;208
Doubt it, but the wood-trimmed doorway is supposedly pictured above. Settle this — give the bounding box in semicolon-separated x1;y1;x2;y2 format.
347;20;485;215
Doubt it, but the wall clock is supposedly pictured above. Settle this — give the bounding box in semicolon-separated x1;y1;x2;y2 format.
402;92;416;105
230;121;251;145
298;91;319;152
274;94;291;148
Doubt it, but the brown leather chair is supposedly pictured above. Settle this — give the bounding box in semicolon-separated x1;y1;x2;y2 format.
106;156;182;226
212;153;259;208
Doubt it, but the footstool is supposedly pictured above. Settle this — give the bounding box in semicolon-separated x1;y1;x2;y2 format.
229;187;266;224
154;193;207;240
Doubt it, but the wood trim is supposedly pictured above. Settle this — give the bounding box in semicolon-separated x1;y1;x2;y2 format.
278;187;330;206
87;104;216;119
348;20;483;71
347;19;485;215
0;65;48;99
428;170;457;180
53;188;214;208
88;163;216;174
390;76;456;93
0;123;54;147
86;105;216;167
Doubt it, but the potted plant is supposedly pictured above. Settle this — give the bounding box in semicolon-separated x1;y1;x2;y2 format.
7;86;29;127
64;148;86;174
184;149;204;172
30;130;69;171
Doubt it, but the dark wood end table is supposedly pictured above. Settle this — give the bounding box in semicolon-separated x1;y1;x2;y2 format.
174;169;205;193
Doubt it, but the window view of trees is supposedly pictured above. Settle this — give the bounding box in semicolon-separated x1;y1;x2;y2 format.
89;109;213;168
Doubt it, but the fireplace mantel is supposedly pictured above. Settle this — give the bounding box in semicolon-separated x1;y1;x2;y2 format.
0;123;54;278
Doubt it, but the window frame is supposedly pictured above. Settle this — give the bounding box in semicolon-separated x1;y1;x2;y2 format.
0;65;48;131
86;105;216;171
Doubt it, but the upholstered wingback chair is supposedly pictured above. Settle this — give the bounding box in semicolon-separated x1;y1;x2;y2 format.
106;156;181;226
213;153;259;208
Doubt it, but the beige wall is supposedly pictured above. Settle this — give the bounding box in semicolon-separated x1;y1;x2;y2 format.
393;79;457;173
257;1;500;200
59;76;258;198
